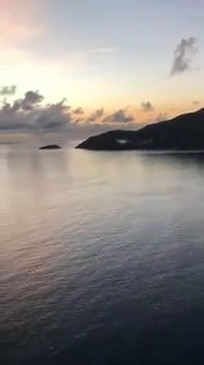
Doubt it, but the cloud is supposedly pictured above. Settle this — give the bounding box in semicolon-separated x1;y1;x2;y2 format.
31;99;71;131
0;85;17;96
0;110;27;131
0;90;138;140
2;100;21;114
102;109;134;124
170;37;198;76
192;100;200;105
2;91;44;112
86;107;104;123
156;112;168;122
141;101;154;112
21;91;44;110
144;112;168;125
73;107;84;115
89;46;118;55
0;92;70;132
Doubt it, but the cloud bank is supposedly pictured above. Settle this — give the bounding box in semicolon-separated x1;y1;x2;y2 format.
0;91;136;137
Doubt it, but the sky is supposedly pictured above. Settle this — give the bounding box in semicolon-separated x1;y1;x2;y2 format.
0;0;203;139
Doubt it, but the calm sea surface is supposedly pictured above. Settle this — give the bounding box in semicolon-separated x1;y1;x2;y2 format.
1;145;204;364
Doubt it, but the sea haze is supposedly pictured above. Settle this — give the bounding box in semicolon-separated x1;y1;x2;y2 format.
1;145;204;364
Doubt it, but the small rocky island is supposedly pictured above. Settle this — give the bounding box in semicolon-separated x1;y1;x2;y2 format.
39;144;62;150
76;108;204;151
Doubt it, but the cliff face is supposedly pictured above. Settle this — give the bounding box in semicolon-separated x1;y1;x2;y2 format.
76;109;204;151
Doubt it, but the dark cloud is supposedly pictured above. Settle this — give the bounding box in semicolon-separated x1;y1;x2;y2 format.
141;101;154;112
0;85;17;96
170;37;198;76
21;91;44;111
0;112;27;130
73;107;84;115
2;91;44;113
2;100;21;113
102;109;134;124
0;92;70;132
31;98;71;131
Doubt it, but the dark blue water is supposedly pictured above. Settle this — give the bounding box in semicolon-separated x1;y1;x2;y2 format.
1;146;204;364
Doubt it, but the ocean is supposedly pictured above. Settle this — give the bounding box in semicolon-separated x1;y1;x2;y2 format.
1;144;204;364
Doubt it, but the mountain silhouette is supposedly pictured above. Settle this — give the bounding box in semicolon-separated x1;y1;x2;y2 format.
76;108;204;151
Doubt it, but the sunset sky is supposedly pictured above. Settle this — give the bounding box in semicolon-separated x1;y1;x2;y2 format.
0;0;203;137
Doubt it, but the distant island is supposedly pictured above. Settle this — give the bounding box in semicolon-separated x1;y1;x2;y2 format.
39;144;62;150
76;108;204;151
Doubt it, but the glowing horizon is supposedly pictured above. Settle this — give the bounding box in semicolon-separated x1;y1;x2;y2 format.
0;0;203;127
